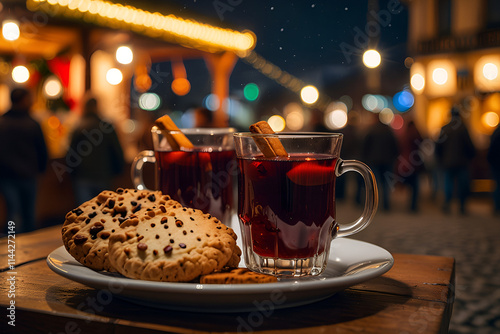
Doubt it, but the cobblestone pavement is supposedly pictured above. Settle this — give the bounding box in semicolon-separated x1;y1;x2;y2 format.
337;187;500;334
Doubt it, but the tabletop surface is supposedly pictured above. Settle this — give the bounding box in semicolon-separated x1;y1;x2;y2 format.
0;225;455;334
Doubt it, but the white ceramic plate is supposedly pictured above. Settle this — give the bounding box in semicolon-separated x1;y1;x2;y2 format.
47;237;393;313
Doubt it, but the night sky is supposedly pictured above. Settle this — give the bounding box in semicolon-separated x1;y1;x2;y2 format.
145;0;410;120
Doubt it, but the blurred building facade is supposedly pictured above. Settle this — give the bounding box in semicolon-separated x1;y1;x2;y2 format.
407;0;500;149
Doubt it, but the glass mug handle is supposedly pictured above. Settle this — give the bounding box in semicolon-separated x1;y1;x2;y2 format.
334;158;378;237
131;150;155;191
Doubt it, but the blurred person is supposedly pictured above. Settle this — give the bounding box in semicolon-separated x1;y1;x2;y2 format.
362;113;400;211
0;88;48;233
69;97;125;205
487;124;500;215
397;120;424;212
193;107;213;128
435;106;476;214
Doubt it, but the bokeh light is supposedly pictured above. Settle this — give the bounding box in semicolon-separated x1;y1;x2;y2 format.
393;91;414;112
483;63;498;81
362;94;378;112
203;94;220;111
138;93;161;111
267;115;286;132
390;114;404;130
432;68;448;85
47;115;61;130
106;68;123;85
404;57;414;69
379;108;394;125
300;85;319;104
2;20;20;41
243;83;259;101
116;46;133;65
339;95;353;111
482;111;499;128
286;111;304;130
122;119;137;134
12;65;30;83
363;49;381;68
325;109;348;130
171;78;191;96
411;73;425;91
43;76;63;99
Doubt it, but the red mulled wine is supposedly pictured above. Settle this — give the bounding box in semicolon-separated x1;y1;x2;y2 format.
156;149;235;225
238;154;338;259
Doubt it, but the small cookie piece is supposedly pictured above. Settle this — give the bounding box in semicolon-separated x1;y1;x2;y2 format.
108;204;240;282
200;268;278;284
62;188;169;271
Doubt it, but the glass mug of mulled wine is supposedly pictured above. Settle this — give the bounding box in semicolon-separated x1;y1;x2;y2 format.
234;132;378;277
131;127;237;226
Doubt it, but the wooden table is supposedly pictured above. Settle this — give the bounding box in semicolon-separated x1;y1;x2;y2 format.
0;225;455;333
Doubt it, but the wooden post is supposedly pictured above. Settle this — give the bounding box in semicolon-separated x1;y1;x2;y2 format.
204;52;238;127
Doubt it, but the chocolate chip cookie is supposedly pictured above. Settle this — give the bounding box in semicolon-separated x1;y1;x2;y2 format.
62;188;169;271
107;204;241;282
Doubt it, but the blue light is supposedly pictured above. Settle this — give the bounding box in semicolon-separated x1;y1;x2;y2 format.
203;94;220;111
393;91;414;112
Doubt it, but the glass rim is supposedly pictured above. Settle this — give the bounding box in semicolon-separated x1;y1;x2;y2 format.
234;132;343;138
152;126;237;135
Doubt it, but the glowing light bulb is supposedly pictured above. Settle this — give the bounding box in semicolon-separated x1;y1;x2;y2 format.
483;63;498;81
43;76;63;98
300;85;319;104
106;68;123;85
411;73;425;91
116;46;133;64
482;111;499;128
363;49;381;68
2;21;20;41
267;115;285;132
432;68;448;85
12;65;30;83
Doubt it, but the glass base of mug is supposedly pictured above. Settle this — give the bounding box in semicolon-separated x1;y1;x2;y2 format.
244;251;329;277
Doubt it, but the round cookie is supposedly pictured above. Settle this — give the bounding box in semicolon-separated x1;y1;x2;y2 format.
62;188;169;271
107;203;240;282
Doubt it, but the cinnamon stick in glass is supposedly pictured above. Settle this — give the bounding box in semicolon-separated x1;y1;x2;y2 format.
155;115;194;151
249;121;288;158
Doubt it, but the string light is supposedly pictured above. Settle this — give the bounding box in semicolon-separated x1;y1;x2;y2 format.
12;65;30;83
27;0;256;54
2;20;20;41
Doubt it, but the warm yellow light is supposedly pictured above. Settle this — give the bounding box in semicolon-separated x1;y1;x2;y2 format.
285;111;304;130
27;0;256;53
411;73;425;91
325;109;348;129
12;66;30;83
432;68;448;85
106;68;123;85
483;63;498;81
482;111;500;128
43;76;63;98
2;20;20;41
300;85;319;104
116;46;133;64
363;49;381;68
267;115;286;132
379;108;394;125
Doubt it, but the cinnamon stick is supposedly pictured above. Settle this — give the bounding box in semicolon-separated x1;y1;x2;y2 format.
249;121;288;158
154;115;194;151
